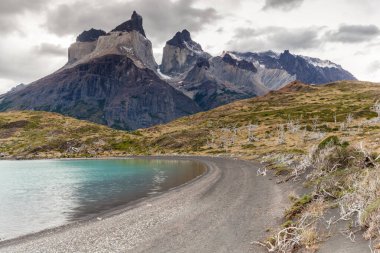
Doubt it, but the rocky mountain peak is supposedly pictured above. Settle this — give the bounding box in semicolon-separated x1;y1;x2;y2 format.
76;28;106;42
160;29;211;75
195;57;210;69
222;53;257;73
66;10;157;71
167;29;193;47
111;10;146;37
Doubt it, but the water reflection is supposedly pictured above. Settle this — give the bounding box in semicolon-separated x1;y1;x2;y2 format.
0;159;205;240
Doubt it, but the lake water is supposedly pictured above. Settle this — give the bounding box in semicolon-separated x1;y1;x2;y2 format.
0;159;205;241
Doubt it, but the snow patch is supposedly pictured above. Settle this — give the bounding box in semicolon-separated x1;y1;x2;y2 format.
226;52;242;61
120;46;134;55
183;41;203;55
259;50;280;59
157;68;172;80
303;56;340;69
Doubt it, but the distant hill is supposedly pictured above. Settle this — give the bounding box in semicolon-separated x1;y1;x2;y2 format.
1;80;379;159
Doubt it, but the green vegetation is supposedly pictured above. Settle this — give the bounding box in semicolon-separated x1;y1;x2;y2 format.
0;111;145;158
318;135;349;150
3;80;380;252
285;194;312;220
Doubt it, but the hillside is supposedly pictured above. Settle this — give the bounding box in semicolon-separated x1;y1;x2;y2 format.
143;80;380;157
0;111;145;159
2;80;380;159
2;80;380;251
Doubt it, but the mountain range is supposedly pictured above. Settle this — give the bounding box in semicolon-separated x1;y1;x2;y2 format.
0;11;356;130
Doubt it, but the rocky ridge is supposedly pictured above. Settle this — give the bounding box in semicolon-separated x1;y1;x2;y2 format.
66;11;157;70
0;11;200;130
0;11;358;130
160;29;211;75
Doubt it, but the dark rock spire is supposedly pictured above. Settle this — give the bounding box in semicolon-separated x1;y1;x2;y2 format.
76;28;106;42
167;29;193;48
111;11;146;37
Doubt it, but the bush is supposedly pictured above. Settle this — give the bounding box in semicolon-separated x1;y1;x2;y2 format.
318;135;341;150
285;194;312;220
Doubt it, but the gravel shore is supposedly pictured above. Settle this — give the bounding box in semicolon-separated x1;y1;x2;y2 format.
0;157;288;253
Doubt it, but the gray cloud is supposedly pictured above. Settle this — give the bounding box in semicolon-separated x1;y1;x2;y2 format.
0;0;48;34
263;0;304;11
216;27;224;33
34;43;66;57
326;24;380;43
0;42;65;83
367;61;380;73
233;28;256;38
0;0;47;14
228;26;322;52
45;0;220;45
0;17;14;34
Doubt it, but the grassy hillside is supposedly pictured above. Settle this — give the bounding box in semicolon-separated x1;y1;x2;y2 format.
144;80;380;158
0;111;145;159
1;80;380;159
2;80;380;251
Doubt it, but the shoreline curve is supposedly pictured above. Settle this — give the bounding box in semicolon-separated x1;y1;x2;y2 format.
0;156;288;253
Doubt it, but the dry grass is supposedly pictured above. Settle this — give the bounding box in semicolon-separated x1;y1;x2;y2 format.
3;80;380;251
0;111;145;158
141;81;380;159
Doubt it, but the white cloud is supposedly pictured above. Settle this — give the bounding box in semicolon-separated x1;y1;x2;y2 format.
263;0;304;11
1;0;380;92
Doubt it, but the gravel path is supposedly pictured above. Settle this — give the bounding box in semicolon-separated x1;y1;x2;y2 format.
0;157;288;253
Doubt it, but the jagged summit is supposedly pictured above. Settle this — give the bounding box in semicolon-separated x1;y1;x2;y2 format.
160;29;211;75
221;53;257;72
166;29;203;53
76;28;106;42
111;11;146;37
230;50;356;85
167;29;193;47
66;10;157;71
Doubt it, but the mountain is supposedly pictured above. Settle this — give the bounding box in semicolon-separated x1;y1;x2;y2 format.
160;29;211;75
159;31;356;111
66;11;157;71
177;53;269;110
0;11;201;130
230;50;357;87
0;13;357;130
111;11;146;36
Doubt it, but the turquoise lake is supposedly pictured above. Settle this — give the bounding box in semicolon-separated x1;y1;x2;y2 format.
0;159;205;241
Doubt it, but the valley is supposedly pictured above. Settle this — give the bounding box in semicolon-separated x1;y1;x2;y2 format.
0;6;379;253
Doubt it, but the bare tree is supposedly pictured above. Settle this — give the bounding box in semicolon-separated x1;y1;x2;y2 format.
347;113;354;126
312;116;319;132
287;118;301;133
372;100;380;118
277;124;286;144
247;122;258;143
340;122;347;131
301;128;308;143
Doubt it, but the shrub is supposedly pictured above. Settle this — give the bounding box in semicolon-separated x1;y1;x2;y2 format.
285;194;312;220
318;135;341;150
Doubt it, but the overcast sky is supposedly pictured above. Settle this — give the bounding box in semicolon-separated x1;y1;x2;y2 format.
1;0;380;94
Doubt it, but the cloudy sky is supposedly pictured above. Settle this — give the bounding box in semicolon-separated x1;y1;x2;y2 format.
0;0;380;94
